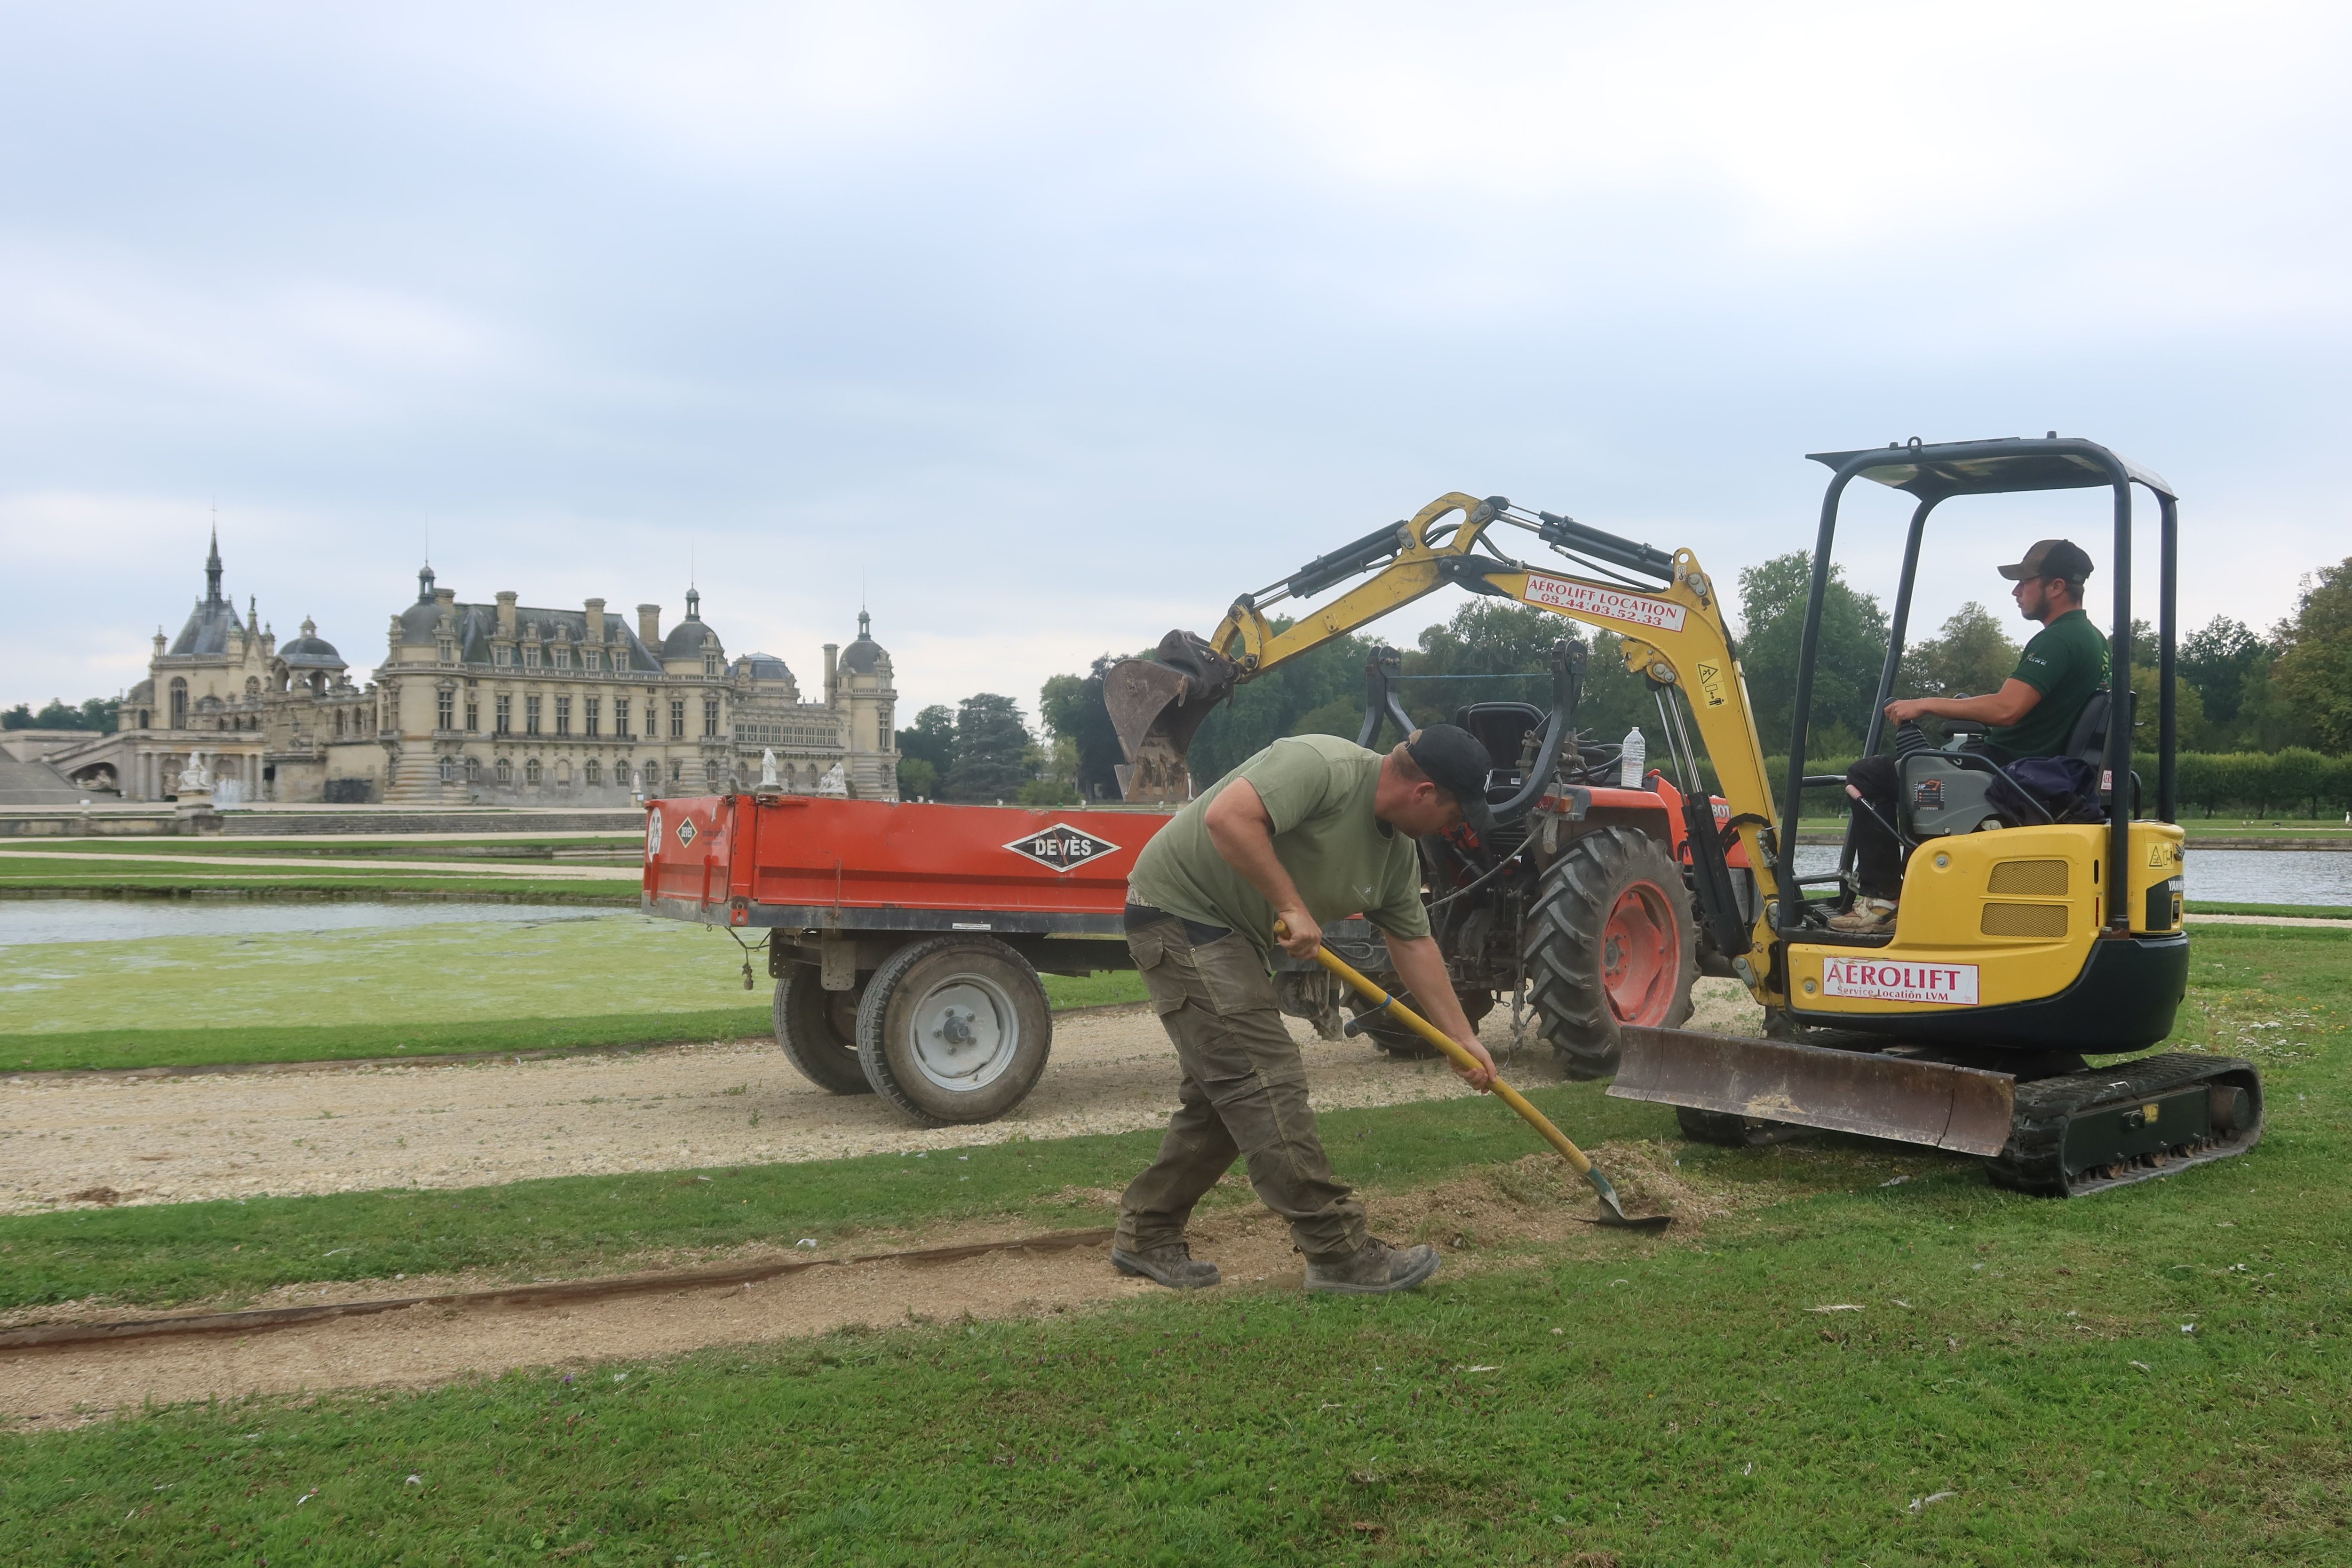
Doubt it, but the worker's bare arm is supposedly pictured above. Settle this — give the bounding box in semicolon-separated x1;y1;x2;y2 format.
1386;934;1497;1090
1885;679;2041;729
1203;780;1320;960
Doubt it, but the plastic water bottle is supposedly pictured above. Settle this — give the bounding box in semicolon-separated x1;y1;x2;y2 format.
1620;727;1645;788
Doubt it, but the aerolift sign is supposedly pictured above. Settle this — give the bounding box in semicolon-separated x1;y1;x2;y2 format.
1522;573;1688;634
1820;958;1980;1006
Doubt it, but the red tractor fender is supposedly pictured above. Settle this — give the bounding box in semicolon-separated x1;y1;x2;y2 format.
1540;775;1749;870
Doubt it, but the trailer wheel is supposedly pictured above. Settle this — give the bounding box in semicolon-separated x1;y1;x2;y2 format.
773;963;873;1096
1525;825;1696;1080
857;936;1052;1126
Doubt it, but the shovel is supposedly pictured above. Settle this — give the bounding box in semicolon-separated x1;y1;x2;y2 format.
1282;923;1671;1232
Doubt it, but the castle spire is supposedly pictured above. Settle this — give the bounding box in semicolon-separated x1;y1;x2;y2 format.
205;520;224;605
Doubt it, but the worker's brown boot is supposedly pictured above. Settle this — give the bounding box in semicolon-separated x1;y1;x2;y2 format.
1303;1237;1441;1296
1112;1242;1221;1290
1827;898;1898;934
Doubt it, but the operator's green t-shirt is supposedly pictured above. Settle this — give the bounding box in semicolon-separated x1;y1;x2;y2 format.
1987;607;2109;758
1126;734;1430;956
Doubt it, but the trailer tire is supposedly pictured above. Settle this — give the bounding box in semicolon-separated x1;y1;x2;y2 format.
773;963;873;1096
1524;825;1696;1080
857;936;1052;1126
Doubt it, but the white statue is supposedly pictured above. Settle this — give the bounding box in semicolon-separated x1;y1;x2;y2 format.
175;752;213;793
817;761;849;798
760;748;779;789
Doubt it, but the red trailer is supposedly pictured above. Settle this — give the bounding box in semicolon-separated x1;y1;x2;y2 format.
643;792;1171;1125
642;769;1745;1128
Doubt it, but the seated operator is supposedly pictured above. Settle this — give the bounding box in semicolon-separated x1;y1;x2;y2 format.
1830;538;2107;934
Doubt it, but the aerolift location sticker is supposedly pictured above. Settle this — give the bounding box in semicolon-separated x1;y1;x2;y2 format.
1521;573;1688;633
1820;958;1979;1006
1004;824;1119;874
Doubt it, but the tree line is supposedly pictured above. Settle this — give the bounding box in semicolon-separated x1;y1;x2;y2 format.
900;550;2352;813
2;697;119;733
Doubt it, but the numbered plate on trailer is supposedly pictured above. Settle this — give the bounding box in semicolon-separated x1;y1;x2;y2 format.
1003;824;1120;874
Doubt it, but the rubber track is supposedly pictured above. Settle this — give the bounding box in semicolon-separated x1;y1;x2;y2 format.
1986;1052;2261;1197
0;1228;1118;1353
1523;826;1694;1080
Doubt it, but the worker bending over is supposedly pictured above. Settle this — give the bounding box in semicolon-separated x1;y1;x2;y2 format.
1835;538;2109;933
1114;727;1500;1295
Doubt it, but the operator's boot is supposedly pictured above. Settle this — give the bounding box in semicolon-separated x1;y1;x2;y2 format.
1304;1237;1441;1296
1827;897;1899;934
1112;1241;1221;1290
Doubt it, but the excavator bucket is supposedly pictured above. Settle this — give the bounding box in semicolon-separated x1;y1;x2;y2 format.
1104;631;1242;803
1614;1026;2018;1157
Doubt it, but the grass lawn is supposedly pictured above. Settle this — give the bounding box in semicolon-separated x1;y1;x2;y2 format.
1;835;639;858
0;913;1145;1072
2;926;2343;1562
2191;902;2352;921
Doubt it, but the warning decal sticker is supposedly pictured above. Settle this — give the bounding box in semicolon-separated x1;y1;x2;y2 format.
1005;824;1120;874
1820;958;1978;1006
675;816;698;849
1522;574;1689;633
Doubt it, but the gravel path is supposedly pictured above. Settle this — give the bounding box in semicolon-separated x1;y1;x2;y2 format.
1;982;1762;1213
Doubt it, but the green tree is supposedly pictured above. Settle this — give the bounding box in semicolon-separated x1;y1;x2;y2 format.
1038;659;1129;801
1736;552;1890;757
895;705;957;783
1018;735;1081;807
1184;626;1370;785
2268;558;2352;754
2;696;117;732
895;756;938;799
942;693;1033;803
1899;601;2021;700
2181;616;2269;732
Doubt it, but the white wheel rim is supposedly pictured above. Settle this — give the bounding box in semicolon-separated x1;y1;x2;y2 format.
906;973;1020;1092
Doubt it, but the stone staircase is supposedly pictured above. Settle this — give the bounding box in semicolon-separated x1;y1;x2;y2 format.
380;744;445;805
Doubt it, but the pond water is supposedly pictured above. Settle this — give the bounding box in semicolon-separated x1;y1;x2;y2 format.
1792;846;2351;907
0;899;611;948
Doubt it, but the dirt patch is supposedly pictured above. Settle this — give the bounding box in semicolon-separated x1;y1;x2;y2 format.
0;980;1761;1214
0;1140;1769;1427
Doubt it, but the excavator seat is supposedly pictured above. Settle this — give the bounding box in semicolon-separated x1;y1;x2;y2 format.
1451;701;1546;792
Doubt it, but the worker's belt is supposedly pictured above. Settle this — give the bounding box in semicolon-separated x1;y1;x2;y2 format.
1123;903;1235;946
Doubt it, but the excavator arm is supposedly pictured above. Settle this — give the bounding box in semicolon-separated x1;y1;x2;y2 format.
1105;491;1790;1003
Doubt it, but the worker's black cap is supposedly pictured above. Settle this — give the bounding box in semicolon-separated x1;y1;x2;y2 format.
1405;724;1498;836
1997;538;2095;585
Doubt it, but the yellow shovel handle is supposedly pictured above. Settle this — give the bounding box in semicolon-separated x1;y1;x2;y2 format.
1284;923;1596;1178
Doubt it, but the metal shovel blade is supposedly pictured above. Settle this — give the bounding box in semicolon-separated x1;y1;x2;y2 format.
1103;633;1244;803
1613;1026;2017;1158
1581;1166;1673;1231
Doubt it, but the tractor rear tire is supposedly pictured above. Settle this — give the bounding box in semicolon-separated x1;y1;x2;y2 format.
857;936;1053;1126
1525;825;1696;1080
774;963;873;1096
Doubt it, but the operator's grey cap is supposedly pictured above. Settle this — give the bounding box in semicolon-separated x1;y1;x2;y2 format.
1404;724;1498;836
1998;538;2094;584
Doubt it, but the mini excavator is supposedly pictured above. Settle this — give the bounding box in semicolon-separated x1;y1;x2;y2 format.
1105;437;2258;1197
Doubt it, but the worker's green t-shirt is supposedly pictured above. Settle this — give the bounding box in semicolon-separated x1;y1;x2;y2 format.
1987;608;2109;758
1126;734;1430;957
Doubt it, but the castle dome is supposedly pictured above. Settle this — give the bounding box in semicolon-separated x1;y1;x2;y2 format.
397;565;445;642
838;609;887;674
280;616;345;669
661;587;721;659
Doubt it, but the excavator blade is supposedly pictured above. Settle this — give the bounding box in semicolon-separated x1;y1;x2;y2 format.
1104;631;1242;803
1614;1026;2017;1157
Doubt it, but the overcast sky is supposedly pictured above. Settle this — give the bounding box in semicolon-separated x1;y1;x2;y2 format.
6;2;2346;723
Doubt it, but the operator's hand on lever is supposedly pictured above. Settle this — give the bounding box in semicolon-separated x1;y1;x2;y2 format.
1883;697;1931;725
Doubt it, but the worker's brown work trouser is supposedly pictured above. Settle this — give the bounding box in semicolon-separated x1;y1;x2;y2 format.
1115;915;1366;1262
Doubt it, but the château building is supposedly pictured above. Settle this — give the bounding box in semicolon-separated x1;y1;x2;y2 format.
45;533;898;805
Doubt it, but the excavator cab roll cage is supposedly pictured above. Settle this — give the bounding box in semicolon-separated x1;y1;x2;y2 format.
1781;436;2181;939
